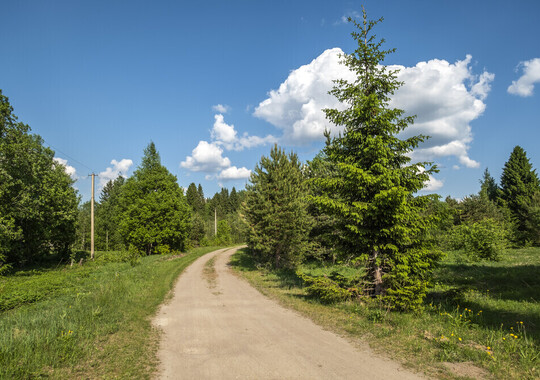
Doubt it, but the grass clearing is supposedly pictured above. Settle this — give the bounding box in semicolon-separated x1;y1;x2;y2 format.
0;246;219;379
230;247;539;380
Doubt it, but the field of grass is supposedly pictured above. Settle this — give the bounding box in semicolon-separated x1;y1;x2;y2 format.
230;247;539;380
0;247;219;379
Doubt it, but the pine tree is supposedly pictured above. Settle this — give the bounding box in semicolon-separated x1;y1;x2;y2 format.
479;168;498;202
229;187;240;212
197;184;205;206
185;182;202;213
310;10;441;310
97;176;125;250
118;142;191;254
499;146;540;244
244;144;310;268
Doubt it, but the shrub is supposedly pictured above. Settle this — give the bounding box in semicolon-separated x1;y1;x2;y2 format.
298;272;351;303
449;218;507;261
154;245;171;255
297;268;364;303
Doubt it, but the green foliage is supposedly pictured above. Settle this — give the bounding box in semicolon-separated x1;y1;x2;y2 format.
480;168;498;202
96;176;125;251
189;213;206;246
245;144;311;269
214;220;232;245
309;11;441;310
0;90;79;266
499;146;540;245
297;265;365;303
297;272;352;303
448;218;507;261
118;142;191;255
457;194;505;224
185;182;205;214
75;202;92;251
305;153;347;263
523;191;540;246
225;212;249;244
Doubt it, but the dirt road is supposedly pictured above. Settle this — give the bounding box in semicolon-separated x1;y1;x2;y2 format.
153;247;425;379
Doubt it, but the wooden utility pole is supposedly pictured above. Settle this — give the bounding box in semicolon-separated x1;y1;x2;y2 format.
90;173;95;260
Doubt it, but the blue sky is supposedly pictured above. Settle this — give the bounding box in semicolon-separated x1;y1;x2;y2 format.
2;0;539;202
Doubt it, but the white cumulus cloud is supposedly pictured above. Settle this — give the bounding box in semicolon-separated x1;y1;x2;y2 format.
390;55;493;168
255;49;493;169
180;141;231;172
53;157;77;179
99;159;133;188
218;166;252;180
254;48;352;144
212;114;237;144
182;113;274;178
211;114;276;151
212;104;230;113
507;58;540;97
423;175;444;191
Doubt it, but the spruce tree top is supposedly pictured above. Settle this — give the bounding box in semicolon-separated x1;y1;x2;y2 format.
321;8;433;198
140;141;161;171
500;145;539;201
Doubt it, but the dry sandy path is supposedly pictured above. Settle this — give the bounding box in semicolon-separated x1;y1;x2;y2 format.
153;247;425;379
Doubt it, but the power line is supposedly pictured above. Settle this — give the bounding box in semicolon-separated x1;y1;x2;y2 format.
42;138;95;173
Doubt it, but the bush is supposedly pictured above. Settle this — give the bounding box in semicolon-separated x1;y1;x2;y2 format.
297;267;364;303
448;218;507;261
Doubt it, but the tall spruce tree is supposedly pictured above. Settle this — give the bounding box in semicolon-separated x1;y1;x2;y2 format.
499;145;540;244
186;182;203;213
310;10;441;310
197;184;205;206
479;168;498;202
244;144;310;268
118;142;191;254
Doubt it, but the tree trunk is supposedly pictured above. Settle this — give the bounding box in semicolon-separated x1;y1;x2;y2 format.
371;249;383;296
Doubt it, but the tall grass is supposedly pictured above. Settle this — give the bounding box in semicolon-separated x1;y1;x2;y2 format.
0;247;218;378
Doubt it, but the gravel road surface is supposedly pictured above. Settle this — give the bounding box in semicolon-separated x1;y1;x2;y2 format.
153;247;425;379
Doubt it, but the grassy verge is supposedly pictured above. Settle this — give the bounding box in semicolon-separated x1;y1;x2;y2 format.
230;247;539;380
0;246;219;379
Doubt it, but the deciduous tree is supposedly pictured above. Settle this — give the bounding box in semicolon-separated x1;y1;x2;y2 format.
0;90;79;266
118;142;191;254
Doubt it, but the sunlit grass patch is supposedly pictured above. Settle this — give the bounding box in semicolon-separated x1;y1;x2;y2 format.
0;246;219;378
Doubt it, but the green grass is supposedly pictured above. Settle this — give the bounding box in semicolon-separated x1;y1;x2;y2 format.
230;247;539;380
0;246;219;379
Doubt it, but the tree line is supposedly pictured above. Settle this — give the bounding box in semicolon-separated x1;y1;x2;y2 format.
242;11;540;311
0;89;246;272
75;146;247;255
1;10;538;313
